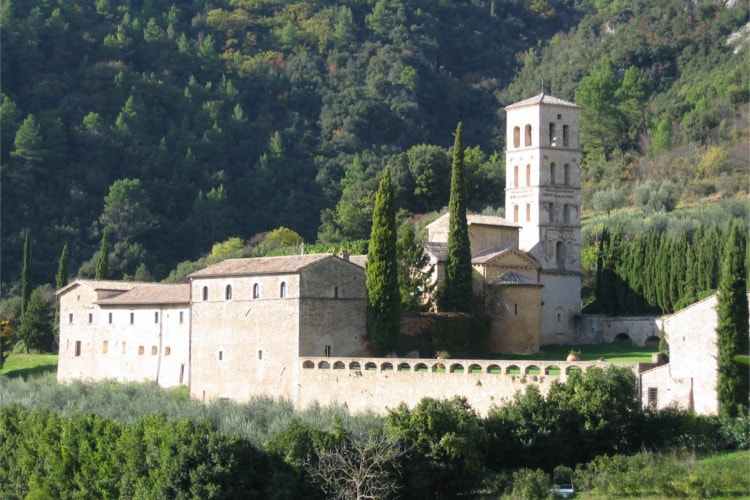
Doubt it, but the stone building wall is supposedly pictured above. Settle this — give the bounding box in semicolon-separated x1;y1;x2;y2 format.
296;357;643;416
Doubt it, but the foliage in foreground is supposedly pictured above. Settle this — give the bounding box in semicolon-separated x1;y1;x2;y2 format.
0;405;304;498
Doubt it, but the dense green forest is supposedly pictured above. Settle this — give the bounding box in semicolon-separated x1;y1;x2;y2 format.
2;0;748;293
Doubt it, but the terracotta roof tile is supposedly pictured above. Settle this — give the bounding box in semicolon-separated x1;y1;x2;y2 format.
504;93;579;110
188;253;333;278
97;283;190;305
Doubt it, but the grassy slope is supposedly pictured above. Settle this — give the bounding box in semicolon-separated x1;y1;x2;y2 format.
1;353;58;377
493;342;658;363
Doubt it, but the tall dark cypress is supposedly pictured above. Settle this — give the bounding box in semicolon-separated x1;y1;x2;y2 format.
716;220;749;417
441;122;474;313
21;229;32;316
56;244;69;290
366;167;401;355
95;230;110;280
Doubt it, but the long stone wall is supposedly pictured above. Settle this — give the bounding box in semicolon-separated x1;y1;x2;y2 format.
577;315;661;346
296;356;644;416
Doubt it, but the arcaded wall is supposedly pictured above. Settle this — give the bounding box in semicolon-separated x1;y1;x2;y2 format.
578;315;661;346
296;357;643;416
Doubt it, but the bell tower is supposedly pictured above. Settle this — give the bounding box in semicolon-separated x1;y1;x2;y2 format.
504;93;582;344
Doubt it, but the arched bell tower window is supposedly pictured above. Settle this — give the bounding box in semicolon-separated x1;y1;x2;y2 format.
550;163;556;185
524;125;532;146
513;126;520;148
280;281;287;298
525;164;531;186
525;203;531;222
563;204;570;224
513;165;519;187
513;205;519;223
556;241;565;266
564;164;570;185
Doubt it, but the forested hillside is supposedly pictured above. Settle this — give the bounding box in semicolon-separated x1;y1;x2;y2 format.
1;0;747;290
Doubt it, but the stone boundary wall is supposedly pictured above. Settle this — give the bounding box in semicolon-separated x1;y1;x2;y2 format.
296;356;645;416
577;315;661;345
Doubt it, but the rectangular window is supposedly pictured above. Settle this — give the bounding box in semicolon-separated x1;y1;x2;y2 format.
179;364;185;384
75;341;81;357
219;350;223;361
324;345;331;357
122;341;126;354
138;345;144;355
334;286;339;298
648;388;658;408
179;311;184;324
514;303;518;316
154;312;159;323
258;350;263;360
88;313;93;323
69;313;74;323
549;123;556;146
108;312;113;324
562;125;569;147
130;312;134;324
102;340;108;354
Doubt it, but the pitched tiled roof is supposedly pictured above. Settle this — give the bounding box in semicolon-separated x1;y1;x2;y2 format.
188;253;333;278
492;271;543;286
56;279;137;296
504;93;579;110
426;212;518;230
348;255;368;268
96;283;190;305
424;242;448;261
472;248;539;267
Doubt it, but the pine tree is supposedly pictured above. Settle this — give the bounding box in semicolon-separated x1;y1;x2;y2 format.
716;220;749;417
441;123;474;313
21;229;32;316
366;167;401;355
96;229;110;280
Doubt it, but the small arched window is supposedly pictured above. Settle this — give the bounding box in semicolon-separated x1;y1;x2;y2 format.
524;124;532;146
549;123;556;146
548;202;554;223
280;281;287;298
563;204;570;224
556;241;565;266
513;205;519;223
550;163;556;185
525;203;531;222
225;285;232;300
202;286;208;301
513;165;519;187
564;164;570;185
525;164;531;186
253;283;260;299
513;126;520;148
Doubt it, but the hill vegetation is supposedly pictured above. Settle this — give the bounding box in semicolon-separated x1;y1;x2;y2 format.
1;0;747;295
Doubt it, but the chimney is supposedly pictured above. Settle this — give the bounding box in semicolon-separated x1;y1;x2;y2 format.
340;250;349;261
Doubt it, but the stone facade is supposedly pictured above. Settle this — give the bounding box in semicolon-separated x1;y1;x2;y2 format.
187;254;369;403
578;315;662;346
57;280;190;387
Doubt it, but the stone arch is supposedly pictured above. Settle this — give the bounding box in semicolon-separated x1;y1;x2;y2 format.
398;362;411;372
566;365;582;375
303;360;314;369
449;363;465;373
526;365;541;375
318;361;330;369
614;333;632;343
644;335;660;347
487;364;501;374
506;365;521;374
365;362;377;371
469;364;482;373
415;363;428;372
349;361;361;370
432;363;446;373
545;365;561;375
381;362;394;371
333;361;345;370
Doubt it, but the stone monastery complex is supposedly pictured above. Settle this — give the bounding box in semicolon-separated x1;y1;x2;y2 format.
58;94;743;416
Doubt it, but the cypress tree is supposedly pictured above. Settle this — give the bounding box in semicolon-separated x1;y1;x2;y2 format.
56;244;69;290
366;167;401;355
441;122;474;313
96;230;110;280
716;220;749;417
21;229;32;316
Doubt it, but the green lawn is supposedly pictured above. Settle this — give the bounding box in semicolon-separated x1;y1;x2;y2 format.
492;342;658;363
1;353;58;377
